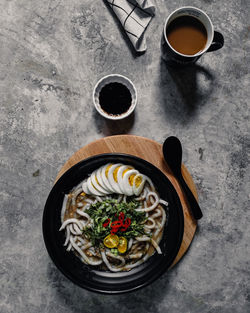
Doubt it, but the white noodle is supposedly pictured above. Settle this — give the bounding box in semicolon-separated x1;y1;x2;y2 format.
63;226;70;246
128;252;143;259
106;252;125;267
128;238;133;250
159;199;169;207
135;235;151;242
135;187;147;201
145;243;150;253
81;256;102;266
144;176;154;190
117;195;123;203
72;188;83;207
151;208;162;219
66;242;72;251
101;251;123;272
135;192;160;212
96;196;103;202
70;237;102;266
86;247;98;256
82;203;90;211
69;224;81;235
76;210;90;221
85;199;94;204
75;236;86;246
144;217;156;229
123;254;150;270
78;220;86;228
154;206;166;238
151;238;162;254
59;218;83;231
74;223;82;233
82;242;92;250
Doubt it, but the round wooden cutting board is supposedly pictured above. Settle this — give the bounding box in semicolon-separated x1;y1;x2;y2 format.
56;135;197;267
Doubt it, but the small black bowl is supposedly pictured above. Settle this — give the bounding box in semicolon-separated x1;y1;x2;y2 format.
43;154;184;294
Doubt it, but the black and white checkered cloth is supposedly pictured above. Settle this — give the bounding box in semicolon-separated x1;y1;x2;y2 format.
106;0;155;52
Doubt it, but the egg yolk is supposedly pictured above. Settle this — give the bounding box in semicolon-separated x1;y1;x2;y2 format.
122;167;133;177
129;174;136;186
135;176;142;187
105;164;113;178
91;182;99;191
113;166;121;182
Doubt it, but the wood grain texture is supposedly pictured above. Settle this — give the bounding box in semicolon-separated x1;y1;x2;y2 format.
56;135;197;267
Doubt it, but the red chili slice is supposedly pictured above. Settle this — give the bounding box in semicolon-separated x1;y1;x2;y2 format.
111;227;120;234
118;212;125;222
107;212;131;234
111;220;122;227
120;218;131;231
103;218;110;228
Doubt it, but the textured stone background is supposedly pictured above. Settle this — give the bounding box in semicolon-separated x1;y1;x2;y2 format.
0;0;249;312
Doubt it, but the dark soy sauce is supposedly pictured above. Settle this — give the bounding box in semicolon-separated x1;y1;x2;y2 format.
99;82;132;115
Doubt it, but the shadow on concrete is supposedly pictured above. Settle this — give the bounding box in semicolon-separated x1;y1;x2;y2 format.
159;58;214;124
46;237;196;313
94;109;135;136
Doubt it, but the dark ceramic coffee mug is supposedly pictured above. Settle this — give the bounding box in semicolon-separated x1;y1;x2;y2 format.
161;7;224;66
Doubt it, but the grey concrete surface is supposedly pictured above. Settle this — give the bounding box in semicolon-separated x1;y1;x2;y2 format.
0;0;249;312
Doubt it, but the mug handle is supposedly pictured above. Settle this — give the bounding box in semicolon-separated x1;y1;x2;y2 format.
207;31;224;52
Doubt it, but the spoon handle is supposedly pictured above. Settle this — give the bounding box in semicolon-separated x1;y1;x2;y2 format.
178;173;203;220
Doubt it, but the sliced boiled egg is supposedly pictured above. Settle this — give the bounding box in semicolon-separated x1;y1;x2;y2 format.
132;173;146;196
101;163;115;193
122;169;139;196
82;163;147;197
87;177;105;196
107;164;123;194
90;170;110;194
96;166;112;192
117;165;134;194
82;180;90;194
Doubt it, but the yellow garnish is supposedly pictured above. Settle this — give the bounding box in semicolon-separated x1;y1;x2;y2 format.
80;192;86;196
105;164;113;178
117;237;127;253
103;234;119;248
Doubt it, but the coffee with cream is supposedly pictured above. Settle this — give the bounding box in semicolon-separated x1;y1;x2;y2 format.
166;16;207;55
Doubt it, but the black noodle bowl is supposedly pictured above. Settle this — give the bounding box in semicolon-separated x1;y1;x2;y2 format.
43;154;184;294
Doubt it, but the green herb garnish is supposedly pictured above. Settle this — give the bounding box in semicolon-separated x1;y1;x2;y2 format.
82;199;146;247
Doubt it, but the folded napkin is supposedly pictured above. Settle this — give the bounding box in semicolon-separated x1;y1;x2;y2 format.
106;0;155;52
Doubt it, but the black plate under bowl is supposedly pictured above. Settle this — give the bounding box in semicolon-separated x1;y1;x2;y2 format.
43;153;184;294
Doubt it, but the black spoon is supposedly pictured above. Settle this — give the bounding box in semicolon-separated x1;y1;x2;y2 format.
163;136;203;220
